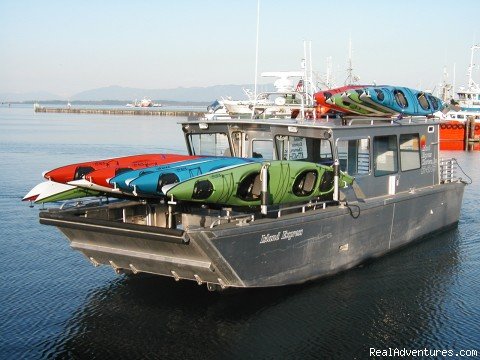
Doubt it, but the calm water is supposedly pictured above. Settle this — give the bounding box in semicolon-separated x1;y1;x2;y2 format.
1;106;479;359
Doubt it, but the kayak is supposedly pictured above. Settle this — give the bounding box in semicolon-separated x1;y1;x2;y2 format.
359;86;445;116
109;158;219;192
165;160;354;207
43;153;199;184
23;181;57;202
29;181;100;204
314;85;366;115
128;157;259;196
345;88;397;116
327;92;381;116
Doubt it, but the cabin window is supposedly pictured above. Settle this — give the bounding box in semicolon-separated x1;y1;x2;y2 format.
457;114;464;119
394;90;408;108
399;134;421;171
275;135;332;164
373;135;398;176
252;139;273;159
189;133;229;156
337;138;370;175
417;93;431;110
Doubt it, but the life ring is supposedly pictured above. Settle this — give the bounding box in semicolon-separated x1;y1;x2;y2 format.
446;124;452;129
440;123;447;129
451;124;458;129
475;125;480;131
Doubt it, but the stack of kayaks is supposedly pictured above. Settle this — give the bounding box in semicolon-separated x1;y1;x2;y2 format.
23;154;353;207
315;85;445;117
23;153;199;203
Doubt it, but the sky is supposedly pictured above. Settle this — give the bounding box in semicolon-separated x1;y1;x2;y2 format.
0;0;479;97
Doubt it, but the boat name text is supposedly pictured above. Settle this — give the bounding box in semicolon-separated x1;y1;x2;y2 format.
260;229;304;244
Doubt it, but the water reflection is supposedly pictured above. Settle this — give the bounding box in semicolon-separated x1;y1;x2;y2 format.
46;229;461;359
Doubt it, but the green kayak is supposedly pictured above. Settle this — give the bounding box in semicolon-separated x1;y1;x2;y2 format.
165;161;354;207
343;90;395;115
34;183;101;203
328;92;380;116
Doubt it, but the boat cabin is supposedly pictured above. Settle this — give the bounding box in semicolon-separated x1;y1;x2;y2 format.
181;116;440;199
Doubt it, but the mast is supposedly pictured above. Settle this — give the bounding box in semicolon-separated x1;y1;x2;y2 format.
467;44;480;89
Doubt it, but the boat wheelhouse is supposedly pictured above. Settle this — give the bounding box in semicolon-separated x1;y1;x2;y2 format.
39;114;466;290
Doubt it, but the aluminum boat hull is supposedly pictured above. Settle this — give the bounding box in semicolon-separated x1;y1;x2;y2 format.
39;182;464;288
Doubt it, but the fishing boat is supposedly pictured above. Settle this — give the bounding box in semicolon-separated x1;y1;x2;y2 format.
436;45;480;150
37;109;467;290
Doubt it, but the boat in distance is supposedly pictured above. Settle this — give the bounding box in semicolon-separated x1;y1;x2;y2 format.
37;105;467;290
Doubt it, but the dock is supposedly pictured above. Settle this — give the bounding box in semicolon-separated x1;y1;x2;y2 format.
34;106;205;117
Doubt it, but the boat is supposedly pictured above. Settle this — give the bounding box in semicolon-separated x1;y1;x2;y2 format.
127;157;260;196
436;45;480;150
360;86;444;116
125;98;161;108
36;107;467;290
43;153;197;184
438;110;480;150
164;160;353;207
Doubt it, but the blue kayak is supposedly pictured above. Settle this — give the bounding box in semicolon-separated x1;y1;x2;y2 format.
359;86;445;116
110;158;214;192
112;157;258;195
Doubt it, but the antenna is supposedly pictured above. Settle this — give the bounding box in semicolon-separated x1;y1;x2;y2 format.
345;36;358;85
253;0;260;108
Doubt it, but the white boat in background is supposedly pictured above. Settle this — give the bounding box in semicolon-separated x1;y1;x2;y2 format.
435;45;480;122
126;98;162;108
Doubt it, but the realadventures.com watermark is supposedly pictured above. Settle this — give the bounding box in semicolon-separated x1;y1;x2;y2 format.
369;348;478;357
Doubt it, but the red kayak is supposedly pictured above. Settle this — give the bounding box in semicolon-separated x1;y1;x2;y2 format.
43;154;199;184
315;85;366;116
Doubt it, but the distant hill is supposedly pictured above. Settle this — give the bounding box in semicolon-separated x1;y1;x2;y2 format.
0;84;276;103
70;84;274;102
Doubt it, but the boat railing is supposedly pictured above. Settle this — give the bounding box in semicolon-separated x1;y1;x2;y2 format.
250;91;314;120
439;158;459;183
208;199;330;228
345;116;437;126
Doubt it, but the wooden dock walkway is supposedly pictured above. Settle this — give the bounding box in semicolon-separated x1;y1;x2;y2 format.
34;106;205;117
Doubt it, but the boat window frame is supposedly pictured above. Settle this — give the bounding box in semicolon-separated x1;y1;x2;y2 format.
334;136;371;177
231;131;245;157
274;134;333;164
373;135;399;177
399;133;421;172
251;138;274;159
187;132;232;157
